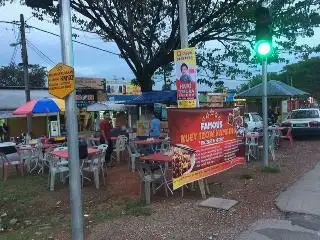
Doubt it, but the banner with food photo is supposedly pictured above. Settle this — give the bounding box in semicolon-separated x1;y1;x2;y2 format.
168;107;245;190
174;47;197;108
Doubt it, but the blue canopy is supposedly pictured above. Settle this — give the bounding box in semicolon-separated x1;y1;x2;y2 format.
128;90;177;105
108;95;137;101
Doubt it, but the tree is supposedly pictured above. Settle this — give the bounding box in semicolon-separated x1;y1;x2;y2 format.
3;0;319;91
0;64;47;87
214;80;225;93
154;63;174;90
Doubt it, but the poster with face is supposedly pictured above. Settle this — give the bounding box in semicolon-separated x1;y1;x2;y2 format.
174;47;198;108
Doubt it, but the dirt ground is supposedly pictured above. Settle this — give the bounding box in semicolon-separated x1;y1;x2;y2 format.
1;137;320;240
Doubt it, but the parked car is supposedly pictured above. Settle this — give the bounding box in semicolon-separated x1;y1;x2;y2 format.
281;108;320;136
244;112;263;131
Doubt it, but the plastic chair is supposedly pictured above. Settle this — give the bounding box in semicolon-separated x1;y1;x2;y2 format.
82;151;106;189
52;147;69;166
245;132;259;161
112;135;128;163
0;152;24;181
47;153;69;191
127;141;140;172
280;127;294;147
158;138;171;153
136;161;164;204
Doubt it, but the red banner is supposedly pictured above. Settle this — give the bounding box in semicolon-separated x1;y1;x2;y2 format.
168;108;245;190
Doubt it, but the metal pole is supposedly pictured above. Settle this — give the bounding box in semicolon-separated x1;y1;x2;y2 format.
59;0;83;239
262;58;268;166
20;14;32;135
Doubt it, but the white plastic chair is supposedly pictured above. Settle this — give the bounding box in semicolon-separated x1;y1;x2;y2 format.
136;161;164;204
52;147;68;166
112;135;128;163
82;151;106;189
245;132;259;161
127;141;140;172
47;153;69;191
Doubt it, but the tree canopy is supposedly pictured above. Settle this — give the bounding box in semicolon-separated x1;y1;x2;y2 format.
237;57;320;98
2;0;320;91
0;64;47;87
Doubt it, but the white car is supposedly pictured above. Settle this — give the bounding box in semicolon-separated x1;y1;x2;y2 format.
244;112;263;131
281;108;320;136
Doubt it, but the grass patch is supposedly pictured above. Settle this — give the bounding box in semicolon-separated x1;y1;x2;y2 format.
93;200;152;222
260;165;280;173
123;200;152;217
239;173;253;180
95;212;117;221
0;175;47;203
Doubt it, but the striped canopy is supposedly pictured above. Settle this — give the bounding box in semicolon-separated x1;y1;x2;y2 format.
13;98;65;115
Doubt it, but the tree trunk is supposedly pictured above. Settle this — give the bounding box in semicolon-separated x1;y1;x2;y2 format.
136;70;154;92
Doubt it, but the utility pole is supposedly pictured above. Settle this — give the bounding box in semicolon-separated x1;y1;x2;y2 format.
290;76;293;87
59;0;83;239
178;0;188;49
20;14;32;135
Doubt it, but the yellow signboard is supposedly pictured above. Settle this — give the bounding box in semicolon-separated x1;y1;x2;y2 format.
48;63;75;99
177;99;197;108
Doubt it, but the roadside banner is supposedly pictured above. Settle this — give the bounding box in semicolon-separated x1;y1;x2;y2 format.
174;47;197;108
168;107;245;190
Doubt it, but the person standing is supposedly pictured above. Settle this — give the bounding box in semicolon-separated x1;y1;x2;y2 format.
2;123;8;141
100;111;114;166
149;113;161;138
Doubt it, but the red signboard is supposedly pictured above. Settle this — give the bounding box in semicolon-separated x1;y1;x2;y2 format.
168;107;245;190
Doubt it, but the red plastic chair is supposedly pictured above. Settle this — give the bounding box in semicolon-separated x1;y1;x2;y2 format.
280;127;294;147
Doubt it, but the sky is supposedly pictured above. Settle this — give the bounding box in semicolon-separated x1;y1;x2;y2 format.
0;2;319;91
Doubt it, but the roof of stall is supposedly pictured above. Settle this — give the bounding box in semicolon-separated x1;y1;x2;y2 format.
236;80;309;98
128;90;177;105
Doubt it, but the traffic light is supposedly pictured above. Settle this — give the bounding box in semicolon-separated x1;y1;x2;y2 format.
25;0;53;9
255;6;272;57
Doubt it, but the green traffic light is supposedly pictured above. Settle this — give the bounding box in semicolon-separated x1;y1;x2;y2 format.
255;40;272;56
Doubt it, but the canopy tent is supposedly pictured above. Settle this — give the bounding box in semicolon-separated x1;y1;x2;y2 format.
127;90;177;105
236;80;309;98
86;101;134;112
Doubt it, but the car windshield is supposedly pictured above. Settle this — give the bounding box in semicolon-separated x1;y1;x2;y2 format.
290;110;319;119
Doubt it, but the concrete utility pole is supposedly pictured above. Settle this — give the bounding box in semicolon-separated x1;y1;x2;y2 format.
262;58;268;166
20;14;32;134
59;0;83;239
178;0;188;49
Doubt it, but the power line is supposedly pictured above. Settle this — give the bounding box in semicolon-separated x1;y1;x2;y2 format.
26;39;55;65
0;20;121;56
26;24;121;56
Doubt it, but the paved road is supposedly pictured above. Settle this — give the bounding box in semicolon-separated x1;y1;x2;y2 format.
237;162;320;240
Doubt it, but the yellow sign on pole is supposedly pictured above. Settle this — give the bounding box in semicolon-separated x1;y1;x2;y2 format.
48;63;75;99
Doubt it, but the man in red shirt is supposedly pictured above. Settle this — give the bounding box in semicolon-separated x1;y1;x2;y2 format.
100;111;113;166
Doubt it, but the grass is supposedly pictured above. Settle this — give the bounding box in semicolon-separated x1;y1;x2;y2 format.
94;199;152;221
123;200;152;217
0;175;47;203
0;175;48;234
260;165;281;173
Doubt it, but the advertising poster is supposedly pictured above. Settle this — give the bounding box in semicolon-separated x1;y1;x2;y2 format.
174;47;197;108
168;107;245;190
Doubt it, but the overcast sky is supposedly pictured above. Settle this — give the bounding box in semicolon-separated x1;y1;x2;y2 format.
0;3;319;91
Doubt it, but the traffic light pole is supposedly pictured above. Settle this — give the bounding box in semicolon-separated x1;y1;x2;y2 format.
262;58;269;166
59;0;83;239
